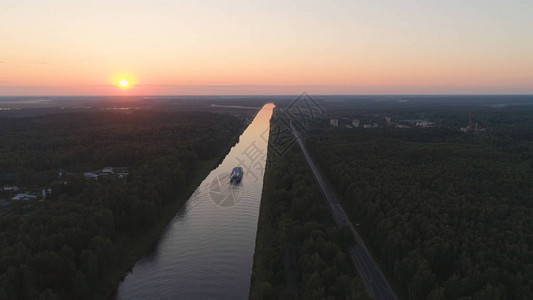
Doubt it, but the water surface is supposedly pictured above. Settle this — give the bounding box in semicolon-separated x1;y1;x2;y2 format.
118;103;274;299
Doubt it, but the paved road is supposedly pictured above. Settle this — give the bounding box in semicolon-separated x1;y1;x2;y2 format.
290;123;397;300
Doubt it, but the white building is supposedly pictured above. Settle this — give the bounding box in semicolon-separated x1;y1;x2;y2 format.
12;193;37;201
352;119;360;128
416;121;433;127
363;123;378;128
2;186;19;192
84;172;99;179
330;119;338;127
101;167;114;174
84;167;129;179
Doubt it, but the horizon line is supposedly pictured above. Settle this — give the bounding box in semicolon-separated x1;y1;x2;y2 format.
1;93;533;98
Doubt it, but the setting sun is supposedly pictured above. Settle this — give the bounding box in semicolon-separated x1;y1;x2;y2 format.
118;78;131;89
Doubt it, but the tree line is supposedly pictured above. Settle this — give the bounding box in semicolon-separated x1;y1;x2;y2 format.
250;114;370;300
307;121;533;299
0;110;244;299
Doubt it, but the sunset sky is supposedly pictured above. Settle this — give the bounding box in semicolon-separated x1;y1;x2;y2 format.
1;0;532;95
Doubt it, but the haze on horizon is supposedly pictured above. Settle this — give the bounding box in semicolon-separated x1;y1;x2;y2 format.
1;0;532;96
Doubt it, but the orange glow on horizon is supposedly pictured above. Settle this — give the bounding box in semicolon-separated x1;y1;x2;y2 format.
1;1;532;95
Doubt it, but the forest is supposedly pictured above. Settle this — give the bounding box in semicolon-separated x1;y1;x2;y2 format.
0;110;245;299
249;113;370;300
306;106;533;299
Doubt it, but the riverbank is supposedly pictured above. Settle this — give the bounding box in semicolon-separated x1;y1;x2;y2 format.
100;157;228;299
100;114;254;299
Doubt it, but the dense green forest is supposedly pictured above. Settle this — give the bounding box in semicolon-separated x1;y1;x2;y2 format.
0;110;244;299
250;114;370;300
307;120;533;299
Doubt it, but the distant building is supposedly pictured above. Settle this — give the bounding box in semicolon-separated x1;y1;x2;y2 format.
416;121;433;127
400;119;429;126
385;116;391;123
467;113;473;131
2;186;19;192
395;125;410;129
12;193;36;201
84;167;129;179
363;123;378;128
330;119;338;127
460;113;485;134
352;119;360;128
41;189;52;199
112;167;129;177
101;167;114;174
84;172;99;179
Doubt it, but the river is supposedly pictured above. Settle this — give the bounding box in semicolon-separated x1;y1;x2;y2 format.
117;103;275;299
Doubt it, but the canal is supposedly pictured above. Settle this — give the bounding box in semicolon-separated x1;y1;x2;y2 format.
117;103;275;299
